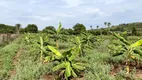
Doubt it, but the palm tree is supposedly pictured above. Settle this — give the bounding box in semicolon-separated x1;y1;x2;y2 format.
15;24;21;34
90;25;93;30
96;26;99;29
107;22;111;35
104;22;107;27
107;22;111;27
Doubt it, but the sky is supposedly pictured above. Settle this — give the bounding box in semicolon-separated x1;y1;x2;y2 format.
0;0;142;30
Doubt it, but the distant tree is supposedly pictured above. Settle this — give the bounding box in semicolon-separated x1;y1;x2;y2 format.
96;26;99;29
104;22;107;27
90;25;93;30
94;30;101;35
25;24;38;33
132;27;137;36
88;29;95;35
20;28;25;34
73;23;86;34
66;28;74;35
60;28;69;35
107;22;111;27
102;29;107;35
107;22;111;35
42;26;55;34
15;24;21;34
0;24;15;33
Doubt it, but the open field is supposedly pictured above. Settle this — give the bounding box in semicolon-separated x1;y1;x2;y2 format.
0;32;141;80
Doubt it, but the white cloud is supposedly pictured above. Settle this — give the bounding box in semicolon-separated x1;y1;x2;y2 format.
95;0;125;5
63;0;83;7
0;1;8;7
85;8;99;13
29;0;37;4
0;0;142;29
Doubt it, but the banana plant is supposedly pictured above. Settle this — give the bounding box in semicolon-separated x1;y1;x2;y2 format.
24;33;31;43
55;22;62;49
108;32;142;74
72;37;84;56
81;32;96;47
24;33;50;61
39;36;49;61
120;31;128;39
73;36;95;56
45;45;86;80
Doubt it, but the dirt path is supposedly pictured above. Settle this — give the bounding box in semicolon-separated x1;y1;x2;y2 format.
8;48;25;80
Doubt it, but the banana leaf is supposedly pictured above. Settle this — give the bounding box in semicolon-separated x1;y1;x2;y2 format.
133;49;142;57
131;40;142;48
113;32;130;45
65;62;72;77
71;69;77;77
68;48;80;61
72;64;85;70
47;46;62;57
112;52;124;56
57;22;62;35
52;62;65;71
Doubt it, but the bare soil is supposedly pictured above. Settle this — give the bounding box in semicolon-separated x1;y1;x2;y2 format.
110;62;142;79
40;74;55;80
8;48;25;80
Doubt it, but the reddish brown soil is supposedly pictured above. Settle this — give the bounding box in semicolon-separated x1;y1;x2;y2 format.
41;72;85;80
8;48;25;79
40;74;55;80
71;77;84;80
110;62;142;79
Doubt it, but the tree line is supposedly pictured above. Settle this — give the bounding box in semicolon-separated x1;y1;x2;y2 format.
0;22;142;36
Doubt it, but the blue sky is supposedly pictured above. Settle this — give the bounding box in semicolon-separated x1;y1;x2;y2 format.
0;0;142;30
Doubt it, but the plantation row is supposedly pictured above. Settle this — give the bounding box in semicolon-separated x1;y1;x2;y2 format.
0;23;142;80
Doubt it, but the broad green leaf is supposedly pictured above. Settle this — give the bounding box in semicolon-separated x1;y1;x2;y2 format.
65;62;72;77
62;48;72;56
131;54;140;60
72;64;85;70
25;36;30;43
68;48;80;61
57;22;62;35
59;70;65;77
131;56;136;59
112;52;124;56
76;37;81;44
40;36;43;46
75;63;87;66
133;49;142;57
113;32;130;45
71;69;77;77
131;40;142;48
44;56;51;62
48;46;62;56
52;62;65;71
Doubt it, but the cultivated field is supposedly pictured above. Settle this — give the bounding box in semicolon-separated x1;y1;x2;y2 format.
0;31;141;80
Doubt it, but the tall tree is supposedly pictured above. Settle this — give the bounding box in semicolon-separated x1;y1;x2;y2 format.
25;24;38;33
107;22;111;35
107;22;111;27
90;25;93;30
42;26;55;34
104;22;107;27
15;24;21;34
0;24;15;33
73;23;86;35
96;26;99;29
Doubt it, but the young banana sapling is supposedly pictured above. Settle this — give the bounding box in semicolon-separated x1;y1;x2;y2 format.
108;32;142;74
45;45;86;80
